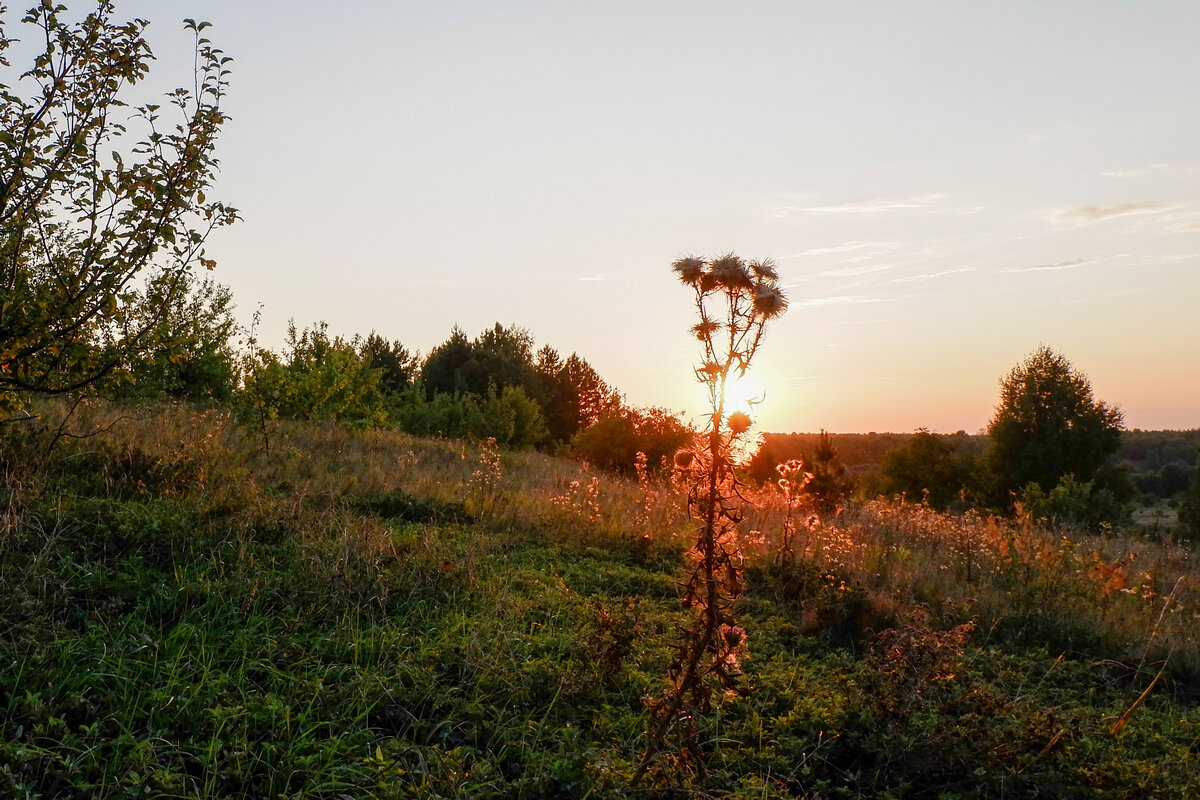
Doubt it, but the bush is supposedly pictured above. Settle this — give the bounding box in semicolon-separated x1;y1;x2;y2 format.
239;321;385;426
1018;474;1131;532
570;407;691;475
1178;460;1200;542
873;430;978;510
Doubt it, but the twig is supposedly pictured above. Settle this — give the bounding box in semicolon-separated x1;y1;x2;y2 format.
1110;655;1169;736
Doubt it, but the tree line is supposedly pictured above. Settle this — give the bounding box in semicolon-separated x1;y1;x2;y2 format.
750;346;1200;540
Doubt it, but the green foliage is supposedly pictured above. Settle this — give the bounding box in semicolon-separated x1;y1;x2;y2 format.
570;406;691;475
391;382;548;448
804;430;853;513
874;429;978;510
422;323;535;398
103;271;238;401
391;385;483;438
1178;457;1200;541
481;384;549;449
1019;473;1132;532
238;321;385;426
986;346;1126;507
418;325;616;448
358;331;417;396
0;4;236;411
534;348;621;445
4;405;1200;798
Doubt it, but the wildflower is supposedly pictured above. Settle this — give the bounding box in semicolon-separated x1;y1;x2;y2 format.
721;624;746;648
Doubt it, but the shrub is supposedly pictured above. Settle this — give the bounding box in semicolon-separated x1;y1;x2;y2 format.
570;406;691;475
1018;474;1131;532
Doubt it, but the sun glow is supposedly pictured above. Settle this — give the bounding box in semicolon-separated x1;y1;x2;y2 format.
723;374;765;417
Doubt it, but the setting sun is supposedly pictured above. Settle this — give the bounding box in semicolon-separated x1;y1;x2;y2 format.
723;374;765;416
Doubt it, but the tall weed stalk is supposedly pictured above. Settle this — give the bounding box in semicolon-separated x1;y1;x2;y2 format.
635;254;787;785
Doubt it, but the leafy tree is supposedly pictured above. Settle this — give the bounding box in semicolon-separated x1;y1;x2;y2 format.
359;331;417;396
561;353;620;429
478;384;548;449
239;321;384;426
534;346;620;445
804;429;852;513
1178;455;1200;542
419;326;473;397
1;4;236;413
986;346;1126;506
875;429;977;510
421;323;537;399
570;405;690;475
390;382;547;448
391;386;483;440
105;270;237;401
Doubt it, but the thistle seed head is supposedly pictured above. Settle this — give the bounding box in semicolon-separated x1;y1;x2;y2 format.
727;411;752;435
753;284;788;318
672;256;705;286
710;254;753;290
749;258;779;281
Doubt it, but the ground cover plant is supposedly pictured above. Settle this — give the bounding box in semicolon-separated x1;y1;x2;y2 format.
3;399;1200;798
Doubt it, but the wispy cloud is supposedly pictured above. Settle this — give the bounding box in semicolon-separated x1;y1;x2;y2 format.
1176;220;1200;232
820;263;897;279
790;241;896;257
1101;163;1169;179
791;295;885;309
802;195;944;214
1002;258;1089;274
785;375;817;382
577;273;608;282
893;266;975;283
1052;202;1172;223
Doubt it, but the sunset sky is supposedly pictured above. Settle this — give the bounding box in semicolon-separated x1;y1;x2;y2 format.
92;1;1200;433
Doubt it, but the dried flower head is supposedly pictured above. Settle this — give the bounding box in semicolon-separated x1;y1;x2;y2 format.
749;258;779;281
691;320;721;341
710;254;753;290
674;450;694;468
727;411;752;435
672;256;705;286
753;284;787;319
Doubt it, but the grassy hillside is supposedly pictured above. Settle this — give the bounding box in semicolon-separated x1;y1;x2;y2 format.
2;401;1199;797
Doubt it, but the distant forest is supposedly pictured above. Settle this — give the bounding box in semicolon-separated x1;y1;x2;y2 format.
752;428;1200;504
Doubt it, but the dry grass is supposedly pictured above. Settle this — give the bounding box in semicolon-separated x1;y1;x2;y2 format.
14;397;1199;684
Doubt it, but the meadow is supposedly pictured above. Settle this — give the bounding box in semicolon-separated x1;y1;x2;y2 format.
2;400;1198;798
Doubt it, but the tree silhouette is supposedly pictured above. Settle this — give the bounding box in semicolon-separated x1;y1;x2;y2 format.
986;346;1124;504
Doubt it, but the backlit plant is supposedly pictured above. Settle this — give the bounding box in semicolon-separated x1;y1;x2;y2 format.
635;253;787;785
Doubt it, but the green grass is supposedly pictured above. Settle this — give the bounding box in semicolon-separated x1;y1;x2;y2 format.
2;401;1199;797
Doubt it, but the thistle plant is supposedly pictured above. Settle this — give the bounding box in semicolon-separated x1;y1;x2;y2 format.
635;254;787;785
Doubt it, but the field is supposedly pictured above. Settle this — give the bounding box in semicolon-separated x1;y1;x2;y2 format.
2;401;1199;798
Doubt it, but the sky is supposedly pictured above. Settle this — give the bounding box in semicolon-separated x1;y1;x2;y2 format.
29;1;1200;433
